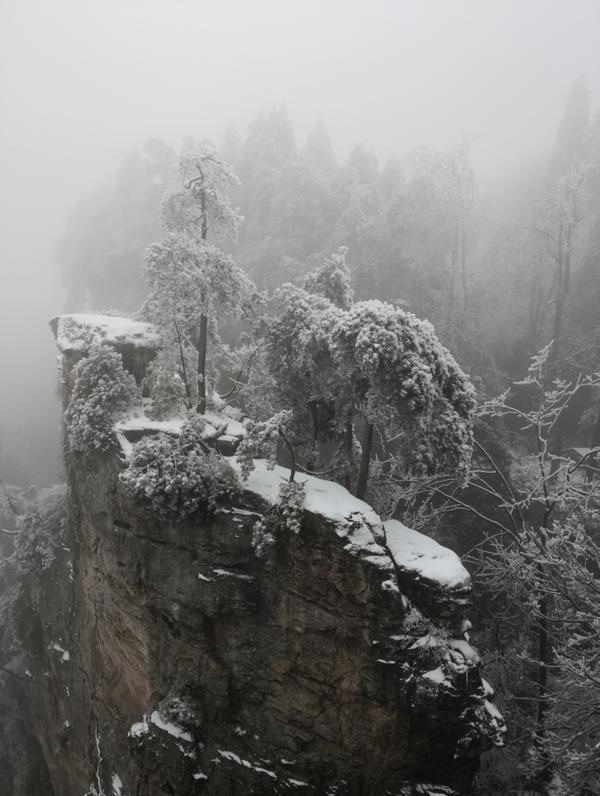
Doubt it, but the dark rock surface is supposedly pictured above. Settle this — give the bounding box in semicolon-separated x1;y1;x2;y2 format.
0;315;505;795
1;445;504;795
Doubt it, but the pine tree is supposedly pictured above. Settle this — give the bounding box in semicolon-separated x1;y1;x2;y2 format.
143;145;252;413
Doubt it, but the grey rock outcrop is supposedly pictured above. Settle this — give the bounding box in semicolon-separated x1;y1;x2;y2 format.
0;314;505;795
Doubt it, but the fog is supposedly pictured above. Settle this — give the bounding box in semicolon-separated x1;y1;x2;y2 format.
1;0;600;483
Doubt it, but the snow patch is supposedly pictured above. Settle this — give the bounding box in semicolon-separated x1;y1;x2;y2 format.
422;666;449;685
217;749;277;779
128;717;149;738
231;458;389;564
49;642;70;663
52;313;159;352
150;710;193;742
384;519;470;591
111;773;123;796
212;567;253;581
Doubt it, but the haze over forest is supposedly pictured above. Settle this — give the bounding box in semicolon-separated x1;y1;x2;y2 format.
1;0;600;485
5;3;600;792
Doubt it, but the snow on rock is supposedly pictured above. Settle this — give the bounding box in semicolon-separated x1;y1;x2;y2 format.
49;642;70;663
128;717;149;738
212;568;254;581
150;710;193;742
204;411;245;439
114;409;245;458
485;699;505;731
216;750;277;779
111;773;123;796
115;412;186;437
384;519;470;591
422;666;449;685
230;458;391;567
51;314;159;353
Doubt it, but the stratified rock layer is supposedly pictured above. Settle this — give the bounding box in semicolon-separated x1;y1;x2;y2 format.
1;314;504;795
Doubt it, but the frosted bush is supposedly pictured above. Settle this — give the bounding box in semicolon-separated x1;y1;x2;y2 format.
252;480;305;556
65;344;140;454
120;413;240;521
235;410;293;479
13;485;66;575
144;343;192;419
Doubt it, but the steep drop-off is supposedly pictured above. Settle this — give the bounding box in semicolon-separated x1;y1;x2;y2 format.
0;315;504;795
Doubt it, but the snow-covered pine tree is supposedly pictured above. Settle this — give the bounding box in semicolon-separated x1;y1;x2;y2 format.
143;145;252;414
247;250;475;506
303;246;354;309
65;344;141;454
120;413;240;520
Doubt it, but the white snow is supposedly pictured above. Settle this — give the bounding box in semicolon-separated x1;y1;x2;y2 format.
384;519;470;590
193;771;208;780
212;567;253;581
52;313;160;352
49;642;70;663
204;411;245;438
444;638;480;674
128;717;149;738
422;666;448;685
447;638;479;665
111;773;123;796
231;459;390;564
150;710;193;742
197;573;213;582
115;432;133;458
481;677;495;698
217;750;277;779
115;413;185;436
485;699;504;725
217;506;260;517
409;633;444;650
115;410;245;456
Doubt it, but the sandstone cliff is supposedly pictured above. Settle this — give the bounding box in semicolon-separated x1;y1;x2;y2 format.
0;315;505;795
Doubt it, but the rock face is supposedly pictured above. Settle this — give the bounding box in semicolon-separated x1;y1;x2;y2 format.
0;314;505;795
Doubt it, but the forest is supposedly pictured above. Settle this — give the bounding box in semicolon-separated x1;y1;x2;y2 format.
2;2;600;784
11;77;592;793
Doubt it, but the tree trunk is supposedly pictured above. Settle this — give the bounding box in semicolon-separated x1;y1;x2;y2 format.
196;313;208;414
343;417;353;491
356;422;374;500
586;398;600;482
460;226;468;312
534;590;552;789
195;185;209;414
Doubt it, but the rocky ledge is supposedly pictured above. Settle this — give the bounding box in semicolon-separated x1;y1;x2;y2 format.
0;314;505;795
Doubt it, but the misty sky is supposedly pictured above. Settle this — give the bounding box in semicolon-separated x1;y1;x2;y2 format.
1;0;600;478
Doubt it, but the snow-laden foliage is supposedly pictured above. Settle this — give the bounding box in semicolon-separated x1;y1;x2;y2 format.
65;344;141;454
120;413;240;521
143;343;192;419
143;233;251;330
13;485;66;575
304;246;354;309
236;410;293;479
161;145;243;241
331;300;475;475
251;480;306;556
142;146;254;412
251;267;475;497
